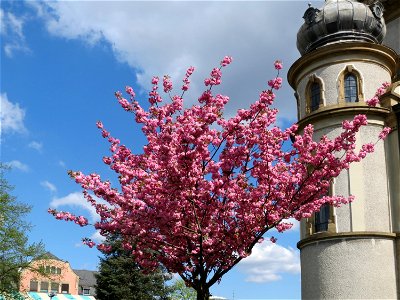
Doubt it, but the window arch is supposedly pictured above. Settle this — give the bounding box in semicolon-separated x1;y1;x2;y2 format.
305;74;324;114
338;65;364;103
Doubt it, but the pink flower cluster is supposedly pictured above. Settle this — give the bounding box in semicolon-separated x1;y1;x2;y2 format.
182;66;195;91
82;238;96;248
163;75;173;93
220;56;233;67
366;82;390;106
97;243;113;253
48;208;88;227
268;77;282;90
274;60;283;70
50;58;390;292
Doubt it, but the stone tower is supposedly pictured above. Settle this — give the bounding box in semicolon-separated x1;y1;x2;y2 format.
287;0;400;298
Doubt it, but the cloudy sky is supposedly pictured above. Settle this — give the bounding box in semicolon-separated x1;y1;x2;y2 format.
1;1;324;298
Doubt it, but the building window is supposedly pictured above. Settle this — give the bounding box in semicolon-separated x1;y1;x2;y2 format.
61;284;69;294
44;265;62;274
310;82;321;111
83;288;91;295
344;74;358;102
40;281;49;292
51;282;59;293
315;203;330;232
29;281;38;292
305;74;324;114
338;65;364;103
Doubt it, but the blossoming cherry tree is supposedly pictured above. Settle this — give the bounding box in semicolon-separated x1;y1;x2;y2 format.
49;57;390;300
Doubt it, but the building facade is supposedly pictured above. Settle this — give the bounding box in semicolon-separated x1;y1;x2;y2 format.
288;0;400;298
19;253;97;300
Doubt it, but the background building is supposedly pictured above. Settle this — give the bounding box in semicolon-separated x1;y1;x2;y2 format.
19;253;96;300
288;0;400;298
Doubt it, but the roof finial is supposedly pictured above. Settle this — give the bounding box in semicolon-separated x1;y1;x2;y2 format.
308;2;312;7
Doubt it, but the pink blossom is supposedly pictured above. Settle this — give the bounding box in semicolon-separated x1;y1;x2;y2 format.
96;121;103;129
151;76;159;85
220;56;233;67
379;127;392;139
82;238;96;248
366;96;379;107
274;60;283;70
97;243;112;253
163;75;173;93
125;86;135;98
267;77;282;90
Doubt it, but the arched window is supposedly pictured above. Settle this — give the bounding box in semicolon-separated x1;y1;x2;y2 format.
305;75;324;114
338;66;364;103
344;73;358;102
315;203;330;232
310;82;321;111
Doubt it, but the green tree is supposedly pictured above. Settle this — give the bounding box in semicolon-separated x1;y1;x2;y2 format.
169;280;196;300
95;236;172;300
0;164;45;297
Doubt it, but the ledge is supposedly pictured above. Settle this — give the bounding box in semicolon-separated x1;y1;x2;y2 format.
297;231;397;249
297;104;391;130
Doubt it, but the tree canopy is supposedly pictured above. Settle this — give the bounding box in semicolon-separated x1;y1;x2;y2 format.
0;164;45;296
49;58;389;299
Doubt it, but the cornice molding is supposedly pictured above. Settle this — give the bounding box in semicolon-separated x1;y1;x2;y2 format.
297;231;397;249
296;105;390;131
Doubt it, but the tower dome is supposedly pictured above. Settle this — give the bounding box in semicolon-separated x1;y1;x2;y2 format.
297;0;386;55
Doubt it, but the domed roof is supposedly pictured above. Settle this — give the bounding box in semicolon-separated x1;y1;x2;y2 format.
297;0;386;55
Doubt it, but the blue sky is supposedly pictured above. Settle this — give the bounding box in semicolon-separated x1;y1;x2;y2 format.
1;1;323;299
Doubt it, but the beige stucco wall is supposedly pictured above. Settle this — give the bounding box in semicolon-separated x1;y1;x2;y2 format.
299;114;392;238
19;258;79;295
301;237;398;299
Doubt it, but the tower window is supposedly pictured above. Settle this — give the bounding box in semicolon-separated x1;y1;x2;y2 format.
310;82;321;111
344;74;358;102
315;203;330;232
305;75;324;114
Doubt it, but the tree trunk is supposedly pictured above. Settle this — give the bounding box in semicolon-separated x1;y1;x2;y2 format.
196;285;210;300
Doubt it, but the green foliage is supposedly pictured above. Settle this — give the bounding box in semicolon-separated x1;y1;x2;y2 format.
95;236;172;300
0;164;45;294
0;291;25;300
169;280;196;300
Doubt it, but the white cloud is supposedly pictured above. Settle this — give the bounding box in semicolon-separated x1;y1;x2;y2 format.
50;191;99;222
0;9;30;57
238;242;300;283
58;160;66;168
6;160;29;172
41;180;57;193
29;141;43;152
0;93;27;135
90;230;106;243
30;1;308;121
